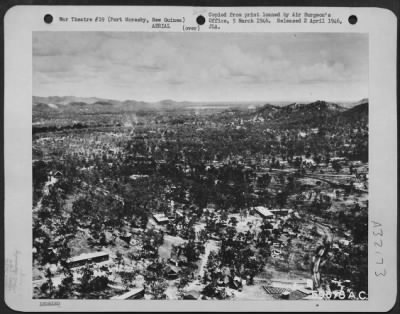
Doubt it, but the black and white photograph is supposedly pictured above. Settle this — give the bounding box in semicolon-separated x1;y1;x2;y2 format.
31;31;369;301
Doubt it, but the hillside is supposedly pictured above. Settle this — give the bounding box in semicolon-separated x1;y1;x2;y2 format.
32;102;59;112
338;101;368;122
246;100;364;128
33;96;368;128
250;104;281;121
275;100;345;125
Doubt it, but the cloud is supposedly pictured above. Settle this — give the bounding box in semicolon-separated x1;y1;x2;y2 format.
33;32;368;102
33;56;75;73
33;32;103;57
297;62;349;83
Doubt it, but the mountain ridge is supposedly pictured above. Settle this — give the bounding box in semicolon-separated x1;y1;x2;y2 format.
33;96;368;112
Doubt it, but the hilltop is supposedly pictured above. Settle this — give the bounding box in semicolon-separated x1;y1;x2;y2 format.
244;99;368;128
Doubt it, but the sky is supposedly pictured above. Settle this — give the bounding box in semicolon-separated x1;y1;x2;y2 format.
33;32;368;102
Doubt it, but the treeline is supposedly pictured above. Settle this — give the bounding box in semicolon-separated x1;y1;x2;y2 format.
33;122;120;134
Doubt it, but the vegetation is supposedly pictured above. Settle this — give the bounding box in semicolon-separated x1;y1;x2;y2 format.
32;99;369;300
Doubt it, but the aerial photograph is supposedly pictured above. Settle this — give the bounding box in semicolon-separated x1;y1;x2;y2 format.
32;32;368;300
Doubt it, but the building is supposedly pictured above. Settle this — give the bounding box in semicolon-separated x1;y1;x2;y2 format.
110;287;145;300
153;214;169;225
183;290;201;300
54;171;63;179
270;278;311;290
269;208;292;216
164;265;180;279
129;174;149;180
67;251;109;268
119;232;132;245
253;206;275;219
174;210;184;219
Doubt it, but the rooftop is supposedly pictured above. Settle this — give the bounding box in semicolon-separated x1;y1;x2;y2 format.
129;174;150;180
253;206;274;217
153;214;169;222
67;251;109;263
110;287;144;300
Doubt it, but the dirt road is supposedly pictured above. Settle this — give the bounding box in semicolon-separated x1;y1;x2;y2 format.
198;240;219;277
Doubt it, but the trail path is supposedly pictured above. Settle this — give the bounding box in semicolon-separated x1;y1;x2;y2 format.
33;176;58;213
198;240;219;277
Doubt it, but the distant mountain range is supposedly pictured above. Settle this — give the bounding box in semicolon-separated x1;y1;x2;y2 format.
248;99;368;127
32;96;368;115
32;96;229;113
